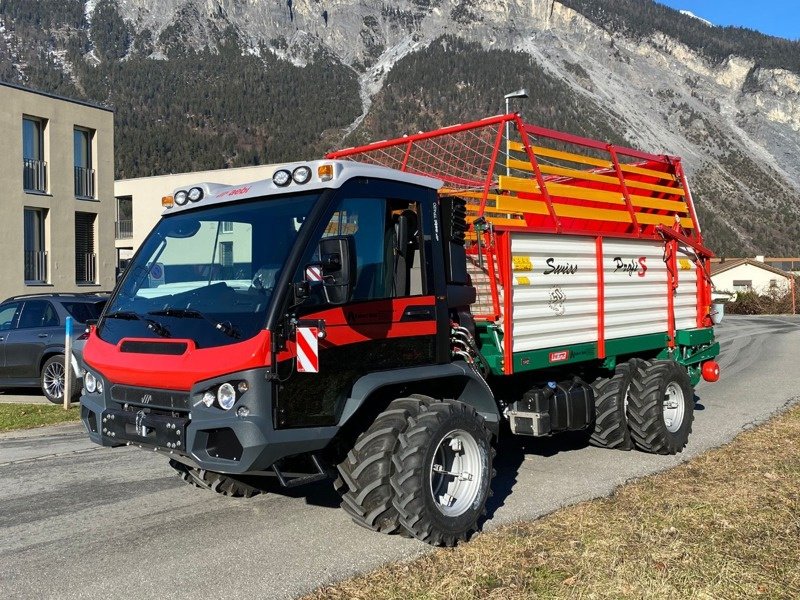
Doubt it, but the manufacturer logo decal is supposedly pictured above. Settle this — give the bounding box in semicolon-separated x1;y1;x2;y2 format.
549;350;570;363
548;286;566;316
613;256;648;278
543;258;578;275
140;394;153;404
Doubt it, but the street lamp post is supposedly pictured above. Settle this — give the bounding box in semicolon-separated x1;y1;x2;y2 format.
504;89;528;176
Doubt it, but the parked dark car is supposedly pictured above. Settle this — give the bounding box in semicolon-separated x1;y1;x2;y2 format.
0;293;108;403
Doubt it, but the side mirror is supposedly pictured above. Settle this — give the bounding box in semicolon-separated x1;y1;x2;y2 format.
319;235;356;305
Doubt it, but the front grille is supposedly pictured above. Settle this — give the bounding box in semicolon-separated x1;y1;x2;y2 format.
111;385;190;412
120;340;188;355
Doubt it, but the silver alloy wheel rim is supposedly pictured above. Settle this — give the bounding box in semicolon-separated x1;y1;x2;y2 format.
429;429;483;517
44;361;65;400
663;382;685;433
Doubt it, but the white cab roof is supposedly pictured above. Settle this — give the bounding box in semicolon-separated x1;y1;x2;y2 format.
163;160;442;215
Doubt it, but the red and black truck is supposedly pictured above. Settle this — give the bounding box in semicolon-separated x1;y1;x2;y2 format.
81;114;720;545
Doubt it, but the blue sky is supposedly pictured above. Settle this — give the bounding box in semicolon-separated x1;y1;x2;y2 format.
658;1;800;40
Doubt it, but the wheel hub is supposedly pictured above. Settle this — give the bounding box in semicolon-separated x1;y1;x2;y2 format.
429;429;483;517
663;382;686;433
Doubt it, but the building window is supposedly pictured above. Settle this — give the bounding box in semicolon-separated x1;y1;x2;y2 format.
75;212;97;284
23;117;47;193
24;208;47;283
221;221;234;233
116;196;133;239
732;279;753;291
74;127;95;198
219;241;234;268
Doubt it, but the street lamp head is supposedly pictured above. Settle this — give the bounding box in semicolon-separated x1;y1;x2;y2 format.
504;88;529;100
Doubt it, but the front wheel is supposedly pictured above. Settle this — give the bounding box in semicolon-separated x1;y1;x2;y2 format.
391;399;494;546
41;355;77;404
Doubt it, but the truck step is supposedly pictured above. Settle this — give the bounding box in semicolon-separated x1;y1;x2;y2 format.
271;454;328;488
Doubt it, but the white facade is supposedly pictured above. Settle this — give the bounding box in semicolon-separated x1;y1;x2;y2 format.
712;261;791;294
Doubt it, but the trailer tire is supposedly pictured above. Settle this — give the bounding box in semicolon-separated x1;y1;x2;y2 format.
168;460;262;498
627;360;694;455
335;397;429;534
391;399;494;546
589;358;648;450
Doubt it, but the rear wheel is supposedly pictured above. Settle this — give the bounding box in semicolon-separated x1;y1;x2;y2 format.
335;397;429;533
391;399;494;546
168;459;262;498
589;358;648;450
41;355;77;404
627;360;694;455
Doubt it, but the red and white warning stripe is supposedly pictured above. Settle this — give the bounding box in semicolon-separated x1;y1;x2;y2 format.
305;265;323;282
296;327;319;373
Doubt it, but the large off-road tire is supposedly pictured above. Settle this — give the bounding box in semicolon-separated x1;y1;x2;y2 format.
589;358;648;450
391;399;494;546
168;459;262;498
335;397;428;533
627;360;694;455
41;354;78;404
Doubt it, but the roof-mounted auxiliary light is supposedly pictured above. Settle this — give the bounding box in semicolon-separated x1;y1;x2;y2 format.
273;169;292;187
174;190;189;206
318;164;334;181
188;187;204;202
292;165;312;184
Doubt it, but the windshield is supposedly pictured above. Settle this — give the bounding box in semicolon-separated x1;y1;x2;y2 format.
99;193;319;348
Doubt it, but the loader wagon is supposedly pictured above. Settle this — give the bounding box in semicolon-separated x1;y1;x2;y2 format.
80;113;720;546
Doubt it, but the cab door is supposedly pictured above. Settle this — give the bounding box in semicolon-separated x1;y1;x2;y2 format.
274;179;444;429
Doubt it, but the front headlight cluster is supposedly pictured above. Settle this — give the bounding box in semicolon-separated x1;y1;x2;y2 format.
199;380;249;410
84;371;104;395
174;186;204;206
273;165;313;187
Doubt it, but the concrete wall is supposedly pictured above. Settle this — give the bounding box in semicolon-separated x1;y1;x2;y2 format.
114;164;279;261
712;263;791;294
0;83;115;300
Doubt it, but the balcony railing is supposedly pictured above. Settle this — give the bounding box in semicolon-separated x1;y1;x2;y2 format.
115;220;133;239
24;250;48;283
74;166;95;198
23;158;48;193
76;252;97;284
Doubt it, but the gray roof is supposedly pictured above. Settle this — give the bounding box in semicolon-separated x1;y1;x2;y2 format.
0;80;114;112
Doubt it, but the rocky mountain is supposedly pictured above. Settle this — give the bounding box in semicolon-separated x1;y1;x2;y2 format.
1;0;799;256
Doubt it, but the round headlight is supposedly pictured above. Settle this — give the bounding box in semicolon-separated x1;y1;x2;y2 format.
217;383;236;410
292;166;312;185
85;371;96;394
188;187;203;202
174;190;189;205
96;379;104;394
201;390;215;407
273;169;291;187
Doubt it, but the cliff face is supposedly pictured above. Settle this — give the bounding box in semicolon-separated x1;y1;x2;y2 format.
2;0;799;254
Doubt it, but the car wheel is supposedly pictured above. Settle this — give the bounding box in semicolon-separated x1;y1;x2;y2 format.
41;355;76;404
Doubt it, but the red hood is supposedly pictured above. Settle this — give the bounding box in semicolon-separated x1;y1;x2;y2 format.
83;329;272;391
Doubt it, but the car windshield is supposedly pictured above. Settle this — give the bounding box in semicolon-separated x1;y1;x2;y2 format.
98;193;318;348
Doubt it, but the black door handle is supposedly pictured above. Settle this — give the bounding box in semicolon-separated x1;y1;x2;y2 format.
401;306;435;321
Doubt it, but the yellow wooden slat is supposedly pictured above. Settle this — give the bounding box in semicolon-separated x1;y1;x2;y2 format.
619;163;678;181
498;176;688;213
508;141;526;152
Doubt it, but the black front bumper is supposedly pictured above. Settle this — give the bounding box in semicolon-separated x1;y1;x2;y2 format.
80;367;339;475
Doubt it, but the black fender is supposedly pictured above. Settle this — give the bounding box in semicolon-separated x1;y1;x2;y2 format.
339;363;500;435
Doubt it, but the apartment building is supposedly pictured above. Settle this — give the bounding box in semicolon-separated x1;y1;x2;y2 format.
114;164;278;272
0;82;116;299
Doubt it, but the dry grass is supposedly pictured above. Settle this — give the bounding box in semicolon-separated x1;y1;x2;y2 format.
0;403;81;432
308;404;800;600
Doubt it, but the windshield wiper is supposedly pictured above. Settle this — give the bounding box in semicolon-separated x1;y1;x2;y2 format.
147;309;241;339
105;310;170;337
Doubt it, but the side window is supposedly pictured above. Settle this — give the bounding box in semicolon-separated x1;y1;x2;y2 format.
18;300;59;329
0;303;21;331
298;197;425;306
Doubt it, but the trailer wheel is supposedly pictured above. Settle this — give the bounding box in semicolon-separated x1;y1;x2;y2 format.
335;397;429;533
391;399;494;546
590;358;648;450
627;360;694;455
168;460;262;498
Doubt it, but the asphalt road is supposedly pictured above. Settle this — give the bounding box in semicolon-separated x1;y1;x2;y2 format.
1;315;799;599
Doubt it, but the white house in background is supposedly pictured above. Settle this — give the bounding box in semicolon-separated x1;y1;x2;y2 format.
711;258;794;295
113;164;278;274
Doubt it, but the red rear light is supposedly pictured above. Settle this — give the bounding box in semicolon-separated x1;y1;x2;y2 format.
701;360;720;383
